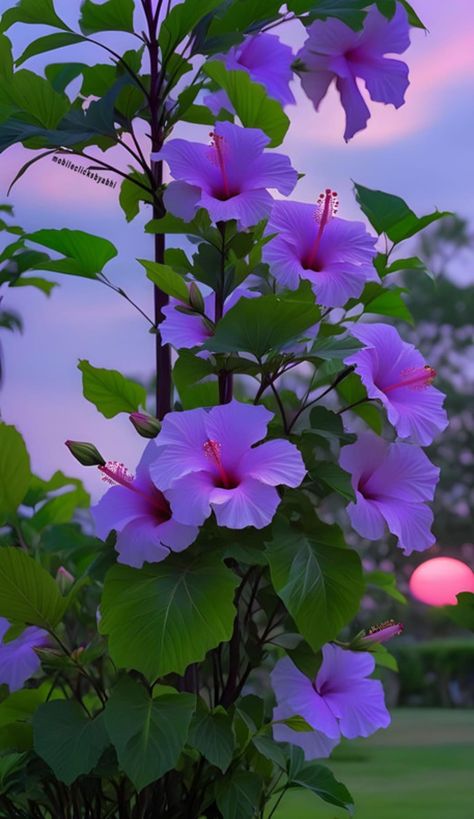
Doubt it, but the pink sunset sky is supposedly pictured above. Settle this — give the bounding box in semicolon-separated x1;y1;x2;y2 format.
0;0;473;499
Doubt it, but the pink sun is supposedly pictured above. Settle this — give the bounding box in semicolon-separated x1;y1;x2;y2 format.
409;557;474;607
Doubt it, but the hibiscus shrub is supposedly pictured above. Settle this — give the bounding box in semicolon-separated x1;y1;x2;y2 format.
0;1;450;817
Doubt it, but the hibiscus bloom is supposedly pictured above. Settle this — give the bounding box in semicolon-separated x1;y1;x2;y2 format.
150;401;306;529
263;191;377;307
340;432;439;555
0;618;48;692
204;33;295;115
155;121;297;228
345;323;448;445
297;3;410;141
272;644;390;759
92;443;199;568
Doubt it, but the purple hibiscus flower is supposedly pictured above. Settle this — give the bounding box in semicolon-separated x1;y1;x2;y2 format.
297;3;410;141
150;401;306;529
154;121;298;228
272;644;390;759
263;191;377;307
204;33;295;116
161;286;258;350
339;432;439;556
345;323;448;445
91;442;199;568
0;618;48;692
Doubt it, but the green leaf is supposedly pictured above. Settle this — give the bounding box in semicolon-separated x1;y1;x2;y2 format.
307;407;356;446
204;62;289;147
15;32;84;66
366;570;407;604
45;61;86;93
336;373;383;433
215;770;262;819
400;0;426;28
365;286;413;323
266;524;363;650
78;359;146;419
0;0;70;32
252;734;287;769
206;296;320;358
159;0;224;61
445;592;474;631
188;701;235;772
0;70;69;129
288;0;368;30
33;701;109;785
139;259;189;302
354;182;451;244
79;0;135;34
100;550;238;679
309;462;355;502
279;715;314;733
173;350;218;409
27;228;117;279
104;677;195;790
0;423;30;524
309;333;363;361
0;547;65;628
119;172;153;223
288;762;354;814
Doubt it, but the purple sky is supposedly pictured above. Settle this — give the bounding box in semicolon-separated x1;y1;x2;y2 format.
1;0;473;498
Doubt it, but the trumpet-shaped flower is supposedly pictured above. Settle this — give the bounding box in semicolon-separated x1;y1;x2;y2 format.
339;432;439;555
155;121;298;228
204;33;295;116
263;191;377;307
150;401;306;530
272;645;390;759
0;618;48;692
297;3;410;141
345;323;448;445
92;443;199;568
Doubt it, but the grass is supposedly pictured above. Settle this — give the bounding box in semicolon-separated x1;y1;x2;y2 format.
272;709;474;819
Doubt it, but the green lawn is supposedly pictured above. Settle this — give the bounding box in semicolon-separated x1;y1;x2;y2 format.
273;709;474;819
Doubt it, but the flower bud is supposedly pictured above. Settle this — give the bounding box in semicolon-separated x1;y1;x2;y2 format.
356;620;404;648
188;282;205;313
65;440;105;467
129;412;161;439
56;566;74;593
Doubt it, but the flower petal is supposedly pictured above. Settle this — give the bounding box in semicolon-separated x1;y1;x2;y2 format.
347;492;387;541
116;516;198;568
92;485;146;540
366;442;439;503
210;477;280;529
240;439;306;488
249;152;298;196
272;704;340;760
152;408;209;487
206;401;272;464
161;299;211;350
272;657;340;739
374;497;435;556
336;74;371;141
358;57;409;108
163;181;201;222
199;188;274;229
159;140;220;190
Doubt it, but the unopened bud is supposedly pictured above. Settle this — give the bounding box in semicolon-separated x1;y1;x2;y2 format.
352;620;404;650
129;412;161;439
188;282;205;313
65;440;105;467
56;566;74;593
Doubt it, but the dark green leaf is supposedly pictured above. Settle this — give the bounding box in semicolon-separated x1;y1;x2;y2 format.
445;592;474;631
354;182;451;244
252;734;287;770
266;523;363;650
0;70;69;129
119;171;153;222
33;701;109;785
400;0;426;28
159;0;224;61
288;0;368;30
309;333;363;361
309;461;355;502
139;259;189;301
45;62;86;93
365;287;413;323
288;762;354;813
173;351;218;409
206;295;320;358
104;677;195;791
0;0;70;32
27;228;117;278
215;770;262;819
78;359;146;418
0;423;30;523
15;32;84;66
79;0;135;34
0;547;66;628
307;406;356;446
188;701;235;772
366;570;407;604
203;62;289;147
336;373;383;433
100;550;238;678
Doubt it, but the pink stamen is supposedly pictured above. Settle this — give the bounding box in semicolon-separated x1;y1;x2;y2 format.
208;131;230;197
203;439;231;488
98;460;170;519
305;189;339;268
384;365;436;393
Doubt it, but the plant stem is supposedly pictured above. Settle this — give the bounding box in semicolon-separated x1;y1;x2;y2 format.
337;396;371;414
216;223;232;403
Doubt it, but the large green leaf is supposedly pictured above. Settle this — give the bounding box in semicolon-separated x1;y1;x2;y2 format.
354;182;450;244
308;333;363;361
15;33;84;67
139;259;189;302
0;0;70;32
215;771;263;819
206;296;319;358
266;524;363;650
288;762;354;814
0;547;65;628
173;351;218;409
0;423;30;524
104;677;195;790
159;0;224;61
33;701;109;785
79;0;135;34
27;228;117;278
100;550;238;679
288;0;368;29
188;701;235;772
78;359;146;419
445;592;474;631
0;70;69;129
203;61;289;147
119;172;153;223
